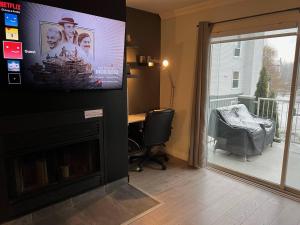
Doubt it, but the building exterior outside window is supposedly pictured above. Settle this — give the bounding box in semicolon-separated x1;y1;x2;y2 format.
210;40;264;98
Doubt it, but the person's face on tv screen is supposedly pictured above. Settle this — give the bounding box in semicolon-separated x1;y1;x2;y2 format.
80;37;91;53
47;30;60;49
64;23;75;38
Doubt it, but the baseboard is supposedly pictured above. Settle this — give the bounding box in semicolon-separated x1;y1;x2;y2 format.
166;150;188;161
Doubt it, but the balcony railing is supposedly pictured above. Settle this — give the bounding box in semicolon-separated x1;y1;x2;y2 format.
256;97;300;144
209;97;239;112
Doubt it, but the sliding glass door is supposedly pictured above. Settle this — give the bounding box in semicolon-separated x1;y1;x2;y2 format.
207;26;300;193
285;34;300;191
286;90;300;190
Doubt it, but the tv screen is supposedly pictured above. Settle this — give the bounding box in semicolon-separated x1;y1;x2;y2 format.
0;1;126;90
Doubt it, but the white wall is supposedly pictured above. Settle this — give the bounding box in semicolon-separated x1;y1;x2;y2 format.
160;0;300;161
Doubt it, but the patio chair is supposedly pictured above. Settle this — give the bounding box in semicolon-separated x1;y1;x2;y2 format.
208;104;275;160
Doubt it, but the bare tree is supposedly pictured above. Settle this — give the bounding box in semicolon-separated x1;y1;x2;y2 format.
263;45;285;92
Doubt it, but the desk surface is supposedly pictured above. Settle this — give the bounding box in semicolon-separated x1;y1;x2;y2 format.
128;113;146;124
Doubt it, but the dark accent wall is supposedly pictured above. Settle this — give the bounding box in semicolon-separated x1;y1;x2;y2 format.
0;0;128;183
126;7;161;114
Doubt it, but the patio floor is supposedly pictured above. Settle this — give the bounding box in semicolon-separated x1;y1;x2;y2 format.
208;141;300;191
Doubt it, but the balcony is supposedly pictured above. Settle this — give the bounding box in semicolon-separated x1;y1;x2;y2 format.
208;141;300;188
208;96;300;189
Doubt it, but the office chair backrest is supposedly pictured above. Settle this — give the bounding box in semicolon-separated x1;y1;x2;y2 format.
143;108;175;147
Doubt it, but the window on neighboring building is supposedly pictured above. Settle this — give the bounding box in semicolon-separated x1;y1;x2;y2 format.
234;41;241;56
232;71;240;88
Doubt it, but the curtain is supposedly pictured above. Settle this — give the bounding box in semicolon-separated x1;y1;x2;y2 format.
188;22;212;168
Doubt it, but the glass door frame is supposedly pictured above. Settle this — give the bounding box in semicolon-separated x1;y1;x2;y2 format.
206;22;300;198
280;24;300;193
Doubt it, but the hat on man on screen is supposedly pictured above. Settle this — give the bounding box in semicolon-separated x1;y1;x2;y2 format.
59;16;79;44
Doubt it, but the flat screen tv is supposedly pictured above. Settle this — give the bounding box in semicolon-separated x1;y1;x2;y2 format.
0;1;126;90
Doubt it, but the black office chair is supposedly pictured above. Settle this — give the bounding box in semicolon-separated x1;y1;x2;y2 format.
129;108;175;171
128;137;144;172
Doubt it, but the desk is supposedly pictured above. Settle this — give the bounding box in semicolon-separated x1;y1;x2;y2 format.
128;113;146;124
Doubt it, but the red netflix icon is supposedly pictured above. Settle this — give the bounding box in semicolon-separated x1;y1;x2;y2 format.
3;41;23;59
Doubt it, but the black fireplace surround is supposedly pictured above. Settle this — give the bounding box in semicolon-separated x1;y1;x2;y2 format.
0;109;105;222
0;0;127;223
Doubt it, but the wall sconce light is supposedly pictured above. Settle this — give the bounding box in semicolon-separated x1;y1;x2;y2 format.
162;59;169;68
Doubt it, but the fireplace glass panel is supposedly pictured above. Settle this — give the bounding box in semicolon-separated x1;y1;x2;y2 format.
7;139;100;199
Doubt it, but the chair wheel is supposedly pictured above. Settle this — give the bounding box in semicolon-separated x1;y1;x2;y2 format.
136;167;143;172
162;165;166;170
164;155;169;162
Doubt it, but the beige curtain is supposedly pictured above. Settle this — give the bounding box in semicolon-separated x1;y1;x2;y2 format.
188;22;212;168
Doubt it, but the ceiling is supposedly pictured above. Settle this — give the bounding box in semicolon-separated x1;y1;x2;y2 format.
126;0;246;18
126;0;208;15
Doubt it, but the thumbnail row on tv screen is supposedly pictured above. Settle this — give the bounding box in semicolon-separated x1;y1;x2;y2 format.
0;1;126;90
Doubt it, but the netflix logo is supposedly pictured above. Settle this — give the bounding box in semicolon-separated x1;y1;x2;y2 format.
0;1;21;11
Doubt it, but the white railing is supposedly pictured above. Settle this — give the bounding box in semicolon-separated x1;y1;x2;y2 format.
257;97;300;144
209;97;239;112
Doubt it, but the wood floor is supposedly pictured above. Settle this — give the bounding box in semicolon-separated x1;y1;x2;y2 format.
129;158;300;225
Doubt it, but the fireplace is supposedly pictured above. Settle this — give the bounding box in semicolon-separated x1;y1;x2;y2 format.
0;109;105;223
